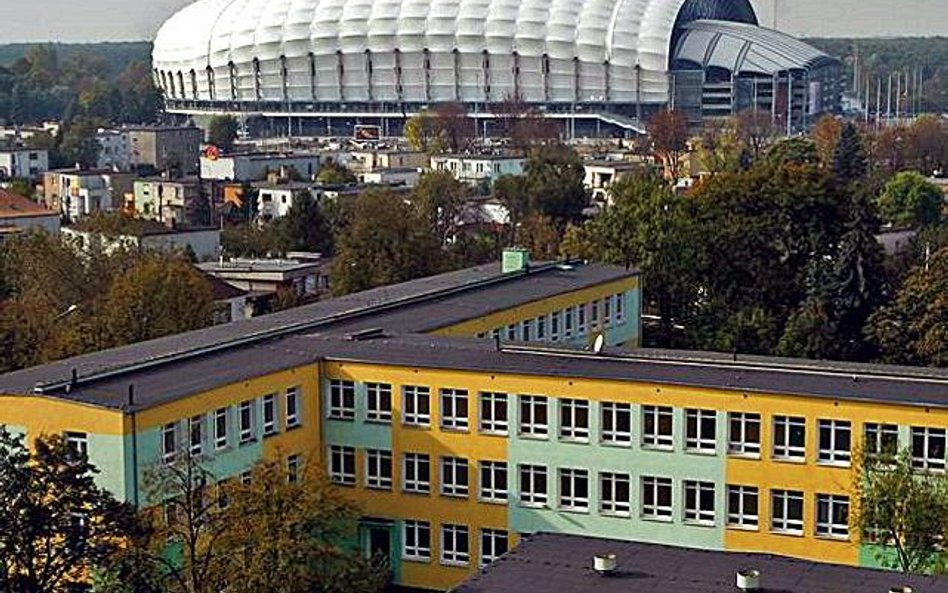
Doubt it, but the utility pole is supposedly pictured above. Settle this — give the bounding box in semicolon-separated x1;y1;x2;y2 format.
875;77;882;129
886;73;892;125
895;72;901;122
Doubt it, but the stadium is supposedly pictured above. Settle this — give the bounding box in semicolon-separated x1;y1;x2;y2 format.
152;0;842;137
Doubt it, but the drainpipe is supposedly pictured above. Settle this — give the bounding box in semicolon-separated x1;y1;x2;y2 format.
128;384;140;508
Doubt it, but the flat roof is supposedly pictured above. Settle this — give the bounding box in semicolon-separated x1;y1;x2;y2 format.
454;532;945;593
197;259;323;274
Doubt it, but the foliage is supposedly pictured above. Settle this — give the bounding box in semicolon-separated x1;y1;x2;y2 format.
832;122;868;186
206;115;239;153
0;427;134;593
221;222;286;258
646;109;690;181
404;109;441;154
412;170;468;246
694;119;742;175
733;109;777;162
523;144;589;229
766;137;819;167
514;214;560;261
811;115;843;166
279;192;333;254
316;161;356;185
59;117;102;169
878;171;944;229
494;96;561;153
492;174;530;244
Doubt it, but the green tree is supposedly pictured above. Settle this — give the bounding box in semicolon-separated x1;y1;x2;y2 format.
279;192;332;254
523;144;589;229
492;174;530;245
766;137;819;167
0;428;134;593
811;115;843;166
832;122;868;185
59;117;102;169
404;109;441;154
411;170;468;246
315;161;356;185
694;119;741;175
877;171;943;228
206;115;239;153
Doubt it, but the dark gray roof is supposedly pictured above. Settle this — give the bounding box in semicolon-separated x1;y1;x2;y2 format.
453;532;945;593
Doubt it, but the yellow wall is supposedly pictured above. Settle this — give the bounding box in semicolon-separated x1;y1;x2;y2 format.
0;394;125;436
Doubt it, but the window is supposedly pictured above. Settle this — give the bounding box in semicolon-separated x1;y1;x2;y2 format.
366;449;393;490
603;297;612;327
550;311;560;341
328;380;356;420
519;395;549;438
816;494;850;539
818;419;852;465
642;406;673;449
773;416;806;461
441;457;469;497
262;394;277;435
521;319;532;342
519;464;548;507
240;470;252;485
403;520;431;561
479;392;508;435
615;293;625;322
558;468;589;512
641;476;673;521
366;383;392;423
441;389;469;431
911;426;946;471
65;432;88;459
536;315;546;339
564;307;574;337
599;472;631;517
601;402;632;446
727;485;759;529
214;408;228;449
728;412;761;456
480;529;508;566
771;490;804;534
161;422;177;461
403;386;431;426
441;524;469;566
287;454;301;483
403;453;431;494
578;304;587;334
217;479;231;509
329;445;356;486
684;480;715;525
591;300;599;326
285;387;300;428
189;415;203;456
559;398;590;442
239;401;254;444
479;461;508;503
685;409;716;453
505;324;516;341
864;423;899;459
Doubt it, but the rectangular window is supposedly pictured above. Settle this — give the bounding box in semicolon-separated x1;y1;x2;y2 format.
591;300;599;326
441;524;470;566
262;394;277;435
441;388;469;431
551;311;561;341
599;472;631;517
441;456;470;498
328;380;356;420
519;464;548;507
684;480;715;525
188;415;203;456
161;422;177;461
285;387;300;428
558;468;589;512
559;398;590;442
771;490;804;534
65;431;88;459
479;461;508;503
601;402;632;446
505;324;517;341
728;412;761;456
521;319;532;342
564;307;574;338
287;454;301;483
578;304;587;334
911;426;946;471
403;453;431;494
641;476;673;521
217;479;231;510
214;408;228;449
366;449;393;490
818;419;852;465
479;392;509;435
642;406;673;449
366;383;393;423
238;400;254;444
816;494;850;539
329;445;356;486
536;315;546;340
240;470;252;485
491;328;500;341
519;395;549;439
603;297;612;327
727;485;759;529
685;409;716;453
403;520;431;561
480;529;508;566
615;293;624;322
773;416;806;461
403;386;431;427
864;423;899;459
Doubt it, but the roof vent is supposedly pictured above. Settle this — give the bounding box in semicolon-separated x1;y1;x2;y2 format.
736;569;760;591
501;247;530;274
346;327;386;341
889;587;914;593
593;554;616;575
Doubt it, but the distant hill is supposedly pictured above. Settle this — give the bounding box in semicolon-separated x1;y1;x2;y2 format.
0;42;152;78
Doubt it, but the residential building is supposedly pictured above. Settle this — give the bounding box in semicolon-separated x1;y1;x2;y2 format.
42;169;136;220
252;182;316;221
431;155;526;186
349;150;428;173
132;177;204;225
584;160;639;203
196;256;333;298
202;272;251;324
201;152;325;182
0;187;60;237
0;148;49;179
95;129;131;171
127;126;202;173
63;219;221;260
360;168;420;187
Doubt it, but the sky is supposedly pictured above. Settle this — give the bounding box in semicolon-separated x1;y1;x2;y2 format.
0;0;945;43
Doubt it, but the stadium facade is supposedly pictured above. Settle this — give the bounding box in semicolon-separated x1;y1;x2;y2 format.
153;0;842;137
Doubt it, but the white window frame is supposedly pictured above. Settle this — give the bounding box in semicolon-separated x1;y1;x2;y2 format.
615;292;625;322
65;431;88;459
559;398;590;442
818;419;852;466
505;324;517;341
911;426;946;471
684;480;716;526
403;386;431;427
773;416;806;461
479;392;509;435
519;395;549;439
238;400;254;444
564;307;574;338
600;402;632;446
727;485;759;529
366;448;393;490
329;445;356;486
441;524;470;567
536;315;546;340
550;310;561;341
603;296;612;327
577;303;587;334
771;489;804;535
161;422;177;462
641;476;673;521
728;412;761;457
440;388;470;431
816;494;850;539
402;520;431;561
558;468;589;512
864;422;899;459
479;460;508;503
366;382;393;423
328;379;356;421
521;319;532;342
591;300;600;326
441;456;470;498
685;409;716;454
214;408;228;450
262;394;277;435
519;464;548;507
285;387;300;428
188;415;204;457
642;405;674;450
287;454;301;483
599;471;631;517
479;529;508;566
403;452;431;494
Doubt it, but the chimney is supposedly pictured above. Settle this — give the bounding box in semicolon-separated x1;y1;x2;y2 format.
736;569;760;591
501;247;530;274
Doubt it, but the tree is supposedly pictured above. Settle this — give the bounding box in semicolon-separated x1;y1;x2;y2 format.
514;214;560;261
316;161;356;185
207;116;239;153
59;117;102;169
411;170;468;246
766;137;819;167
853;449;948;573
647;109;690;182
279;192;333;254
404;109;440;154
877;171;943;228
811;115;843;166
694;119;741;175
432;102;475;153
733;108;776;162
0;428;134;593
492;174;530;245
523;144;589;229
832;122;868;186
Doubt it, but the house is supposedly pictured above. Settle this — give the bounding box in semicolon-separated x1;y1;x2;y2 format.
360;167;421;187
132;177;204;225
63;217;221;260
127;126;202;173
430;154;526;185
252;181;317;221
584;160;640;203
196;256;331;299
349;150;428;173
95;129;132;171
202;271;251;324
43;169;136;220
0;148;49;179
0;187;60;237
201;151;326;182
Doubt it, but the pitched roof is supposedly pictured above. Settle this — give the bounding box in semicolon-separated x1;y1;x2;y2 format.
0;188;56;220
